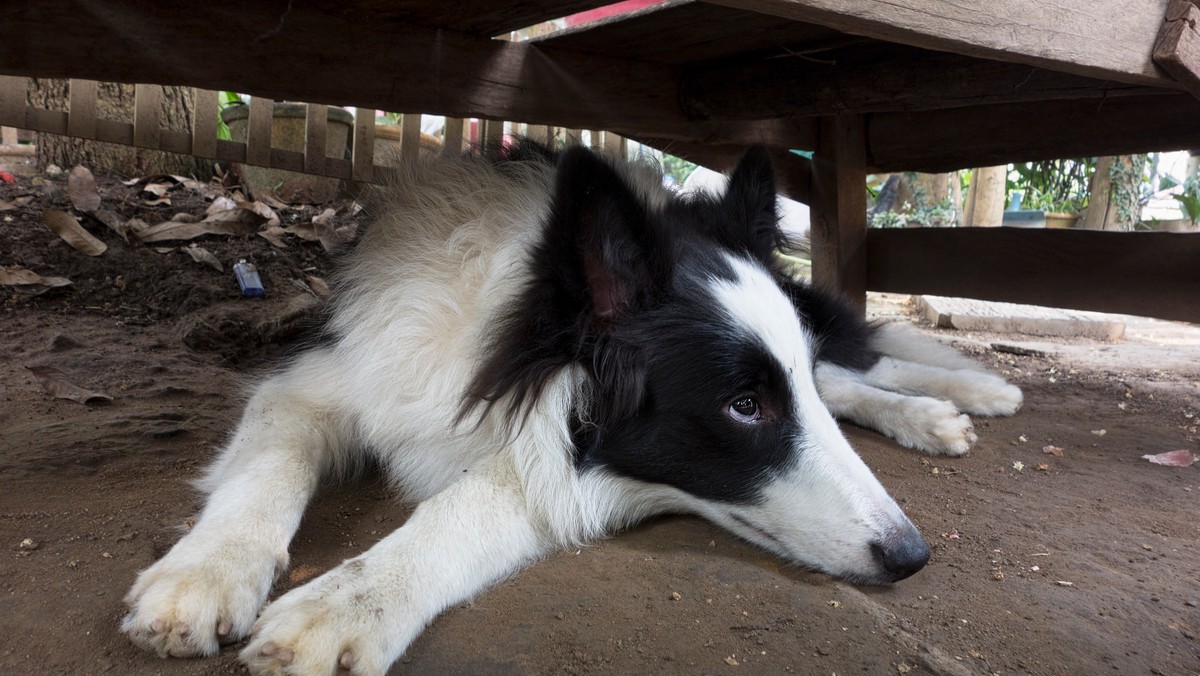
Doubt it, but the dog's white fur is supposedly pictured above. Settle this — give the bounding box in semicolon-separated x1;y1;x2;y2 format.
122;151;1020;675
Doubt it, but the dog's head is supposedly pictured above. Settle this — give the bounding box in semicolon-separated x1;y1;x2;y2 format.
469;144;928;584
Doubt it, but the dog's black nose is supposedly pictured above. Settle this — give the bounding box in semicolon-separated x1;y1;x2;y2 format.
871;529;930;581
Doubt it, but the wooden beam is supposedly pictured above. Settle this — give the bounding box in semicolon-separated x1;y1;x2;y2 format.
809;115;867;309
868;94;1200;173
1154;0;1200;100
681;44;1167;120
706;0;1183;89
866;228;1200;323
0;1;805;151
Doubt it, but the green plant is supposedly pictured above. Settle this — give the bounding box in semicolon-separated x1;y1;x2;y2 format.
1023;188;1084;214
216;91;245;141
1175;175;1200;226
660;153;697;186
1007;159;1093;213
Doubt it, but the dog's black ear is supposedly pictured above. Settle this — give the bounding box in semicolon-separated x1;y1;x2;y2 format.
719;146;784;264
546;146;662;326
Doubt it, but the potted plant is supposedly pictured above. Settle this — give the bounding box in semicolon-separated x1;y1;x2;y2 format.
220;101;354;203
1025;189;1084;228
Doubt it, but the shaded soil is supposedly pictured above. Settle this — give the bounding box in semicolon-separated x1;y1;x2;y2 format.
2;171;1199;675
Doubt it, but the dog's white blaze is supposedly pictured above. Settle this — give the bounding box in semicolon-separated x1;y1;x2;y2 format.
706;255;917;578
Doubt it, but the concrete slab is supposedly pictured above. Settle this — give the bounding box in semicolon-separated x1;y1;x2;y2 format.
915;294;1126;340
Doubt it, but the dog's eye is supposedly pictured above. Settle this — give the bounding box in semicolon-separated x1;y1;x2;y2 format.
728;396;761;423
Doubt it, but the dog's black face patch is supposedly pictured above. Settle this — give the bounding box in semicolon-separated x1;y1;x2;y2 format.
464;141;834;504
579;261;804;503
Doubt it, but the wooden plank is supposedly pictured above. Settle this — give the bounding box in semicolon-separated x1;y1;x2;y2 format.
869;93;1200;173
535;0;848;65
133;84;162;150
809;115;867;309
681;43;1165;121
355;0;610;37
352;107;375;181
192;89;218;157
401;113;422;162
482;119;504;152
67;79;97;140
215;139;246;164
443;118;466;155
27;107;68;135
246;96;274;167
1154;0;1200;100
866;228;1200;323
0;76;27;128
95;118;134;146
305;103;329;174
708;0;1182;89
0;2;810;151
0;127;16;144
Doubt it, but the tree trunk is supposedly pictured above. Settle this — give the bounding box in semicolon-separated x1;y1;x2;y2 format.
28;78;209;178
1081;155;1140;231
963;166;1006;227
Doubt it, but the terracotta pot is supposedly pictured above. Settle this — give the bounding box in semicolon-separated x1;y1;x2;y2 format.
1044;212;1080;229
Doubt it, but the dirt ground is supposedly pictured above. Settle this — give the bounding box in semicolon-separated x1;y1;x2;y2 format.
2;169;1198;675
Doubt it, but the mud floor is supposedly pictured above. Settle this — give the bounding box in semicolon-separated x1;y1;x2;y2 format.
2;170;1199;675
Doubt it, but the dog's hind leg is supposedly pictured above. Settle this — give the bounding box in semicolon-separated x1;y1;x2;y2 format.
855;355;1023;417
241;452;554;676
816;363;978;456
123;349;351;658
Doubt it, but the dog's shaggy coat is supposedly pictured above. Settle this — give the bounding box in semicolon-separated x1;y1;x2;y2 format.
122;142;1021;675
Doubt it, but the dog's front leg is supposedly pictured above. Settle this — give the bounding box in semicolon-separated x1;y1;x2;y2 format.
241;452;553;676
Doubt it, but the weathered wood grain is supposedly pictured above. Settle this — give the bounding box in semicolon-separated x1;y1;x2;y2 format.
867;228;1200;323
708;0;1180;88
681;43;1165;120
809;115;867;309
1154;0;1200;99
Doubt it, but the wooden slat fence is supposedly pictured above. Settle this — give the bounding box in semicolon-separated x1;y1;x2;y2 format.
0;76;628;183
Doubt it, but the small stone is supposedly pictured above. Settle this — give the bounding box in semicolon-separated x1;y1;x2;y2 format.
670;591;682;602
19;538;38;551
724;656;739;666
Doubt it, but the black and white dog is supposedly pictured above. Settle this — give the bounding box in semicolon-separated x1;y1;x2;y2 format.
122;142;1021;675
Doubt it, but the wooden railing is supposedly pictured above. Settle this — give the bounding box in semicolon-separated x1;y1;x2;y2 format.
0;76;628;182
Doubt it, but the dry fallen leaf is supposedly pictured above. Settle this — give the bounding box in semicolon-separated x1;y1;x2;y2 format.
25;365;112;404
185;245;224;272
0;265;72;295
44;209;107;256
92;209;131;242
67;165;101;212
258;226;289;249
1042;445;1063;457
136;208;266;243
306;276;330;297
1141;450;1196;467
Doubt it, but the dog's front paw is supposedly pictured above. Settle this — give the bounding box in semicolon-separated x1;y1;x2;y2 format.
242;561;407;676
896;397;977;456
122;536;282;658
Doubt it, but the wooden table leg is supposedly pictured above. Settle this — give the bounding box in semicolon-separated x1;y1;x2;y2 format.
809;114;868;312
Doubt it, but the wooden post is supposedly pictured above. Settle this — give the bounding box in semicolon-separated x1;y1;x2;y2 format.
809;115;868;310
246;96;274;167
442;118;466;155
67;79;97;140
304;103;329;175
133;84;162;150
192;89;218;158
352;106;375;182
401;113;421;162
